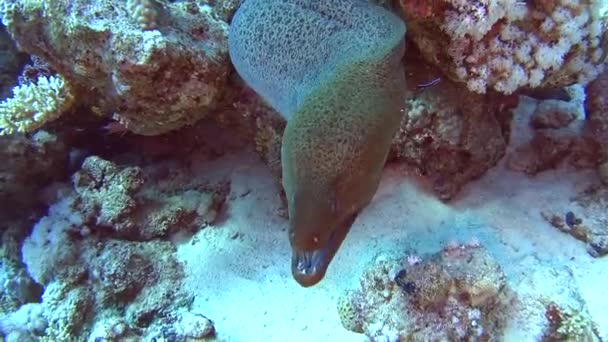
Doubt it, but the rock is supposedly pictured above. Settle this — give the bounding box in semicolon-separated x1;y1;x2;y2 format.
176;311;215;339
584;69;608;181
73;156;144;235
1;0;230;135
0;25;27;100
389;51;513;200
585;69;608;152
72;156;229;240
541;185;608;257
394;1;605;94
531;100;577;129
0;131;69;221
507;128;599;175
599;161;608;185
338;244;510;341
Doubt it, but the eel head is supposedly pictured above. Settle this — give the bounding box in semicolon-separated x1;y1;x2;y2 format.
287;185;361;287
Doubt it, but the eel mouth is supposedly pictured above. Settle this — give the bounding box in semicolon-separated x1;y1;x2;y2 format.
291;213;358;287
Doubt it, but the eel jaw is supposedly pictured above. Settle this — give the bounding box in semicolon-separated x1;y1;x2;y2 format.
291;249;329;287
291;213;358;287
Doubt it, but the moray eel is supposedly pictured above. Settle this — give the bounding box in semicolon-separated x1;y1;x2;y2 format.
229;0;407;287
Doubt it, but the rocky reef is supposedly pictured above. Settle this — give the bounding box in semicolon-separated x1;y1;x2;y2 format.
338;241;602;341
0;0;607;340
1;0;231;135
337;242;511;340
0;137;227;340
397;0;607;94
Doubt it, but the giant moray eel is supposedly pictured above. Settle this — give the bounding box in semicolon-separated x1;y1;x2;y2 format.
229;0;407;287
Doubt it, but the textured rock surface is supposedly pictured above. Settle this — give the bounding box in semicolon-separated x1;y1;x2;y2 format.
15;185;204;341
507;127;599;175
0;220;42;315
585;69;608;160
1;0;230;135
507;86;600;175
337;243;511;341
0;131;69;221
389;51;513;200
396;0;607;94
531;100;578;129
0;24;26;100
73;155;229;240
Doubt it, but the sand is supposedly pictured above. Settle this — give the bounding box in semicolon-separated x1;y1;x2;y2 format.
174;148;607;341
175;98;607;341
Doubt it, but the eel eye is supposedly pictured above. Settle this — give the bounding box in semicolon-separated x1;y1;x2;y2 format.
312;235;319;244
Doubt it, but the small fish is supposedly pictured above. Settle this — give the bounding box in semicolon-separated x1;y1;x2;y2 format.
101;121;129;136
417;77;441;88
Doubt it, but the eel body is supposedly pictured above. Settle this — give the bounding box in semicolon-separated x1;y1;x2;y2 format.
229;0;407;287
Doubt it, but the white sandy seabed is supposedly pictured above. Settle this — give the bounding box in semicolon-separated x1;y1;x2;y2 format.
176;99;608;341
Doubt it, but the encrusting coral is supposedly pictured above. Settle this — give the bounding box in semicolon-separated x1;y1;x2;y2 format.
398;0;608;94
4;151;224;340
338;243;511;341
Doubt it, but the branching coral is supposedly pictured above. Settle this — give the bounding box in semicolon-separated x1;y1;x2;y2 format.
0;75;74;136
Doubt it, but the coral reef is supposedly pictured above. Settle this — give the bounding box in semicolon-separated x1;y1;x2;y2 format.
0;75;75;135
338;243;511;340
389;50;514;200
0;121;241;340
514;265;603;342
397;0;607;94
544;301;598;341
1;152;224;340
1;0;230;135
0;0;606;340
72;155;229;240
0;220;43;316
127;0;160;31
507;128;598;175
210;0;242;22
531;101;578;129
